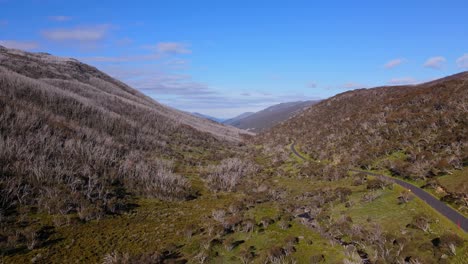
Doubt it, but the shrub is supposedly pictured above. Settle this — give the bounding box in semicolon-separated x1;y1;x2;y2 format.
335;187;352;202
238;249;254;264
260;216;274;228
361;191;381;203
183;224;197;239
242;218;256;233
228;201;244;214
278;220;290;230
366;177;391;190
410;214;431;232
204;158;257;192
212;209;226;222
310;254;325;263
398;190;414;204
439;233;463;247
223;237;236;251
266;246;285;262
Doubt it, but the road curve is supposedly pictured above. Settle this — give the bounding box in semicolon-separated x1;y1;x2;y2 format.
290;141;306;161
290;141;468;232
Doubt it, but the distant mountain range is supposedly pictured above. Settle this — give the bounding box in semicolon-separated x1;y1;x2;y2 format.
191;112;228;123
223;100;320;132
223;112;255;125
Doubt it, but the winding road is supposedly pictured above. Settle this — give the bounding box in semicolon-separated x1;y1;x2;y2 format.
290;141;468;232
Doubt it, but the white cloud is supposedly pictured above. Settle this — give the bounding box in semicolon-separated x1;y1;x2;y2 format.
103;66;212;95
387;77;417;85
0;40;39;51
102;65;319;117
82;53;162;63
48;16;72;22
164;58;189;69
423;56;446;69
384;58;406;69
84;41;192;63
456;54;468;69
42;24;111;42
152;42;191;55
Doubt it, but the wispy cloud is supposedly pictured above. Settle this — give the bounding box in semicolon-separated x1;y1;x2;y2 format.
42;24;111;42
84;41;191;63
135;76;214;95
384;58;406;69
103;67;212;95
423;56;446;69
48;16;72;22
387;77;417;85
164;58;189;69
82;54;161;63
164;93;319;117
0;40;39;51
456;54;468;69
306;82;317;88
145;42;191;55
102;65;318;117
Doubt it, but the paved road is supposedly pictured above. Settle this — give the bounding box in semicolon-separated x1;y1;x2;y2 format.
290;141;306;161
290;141;468;232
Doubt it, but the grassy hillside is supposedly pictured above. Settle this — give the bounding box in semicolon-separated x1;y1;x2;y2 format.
256;73;468;212
0;46;251;253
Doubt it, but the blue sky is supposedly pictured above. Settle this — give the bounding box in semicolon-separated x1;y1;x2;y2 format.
1;0;468;118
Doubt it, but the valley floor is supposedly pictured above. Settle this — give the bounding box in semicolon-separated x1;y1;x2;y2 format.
2;143;467;264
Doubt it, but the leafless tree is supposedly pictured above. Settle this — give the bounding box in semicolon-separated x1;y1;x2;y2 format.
204;158;257;192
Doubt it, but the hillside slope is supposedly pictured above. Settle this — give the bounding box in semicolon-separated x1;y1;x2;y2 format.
0;46;248;220
225;100;319;132
191;112;227;123
258;72;468;178
223;112;255;125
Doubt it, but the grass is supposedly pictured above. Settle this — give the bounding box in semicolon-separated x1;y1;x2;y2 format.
330;181;467;262
333;184;466;237
357;166;468;218
287;145;467;262
438;167;468;195
2;171;244;263
210;204;345;263
2;145;466;263
364;150;467;217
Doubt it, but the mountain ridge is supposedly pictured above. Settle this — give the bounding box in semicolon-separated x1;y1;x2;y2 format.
223;112;255;125
224;100;320;132
257;71;468;177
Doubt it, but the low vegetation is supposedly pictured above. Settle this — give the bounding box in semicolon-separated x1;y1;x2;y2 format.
0;47;247;260
256;72;468;206
202;158;258;192
0;47;466;263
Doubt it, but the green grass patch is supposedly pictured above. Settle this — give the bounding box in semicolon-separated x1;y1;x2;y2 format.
438;167;468;195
